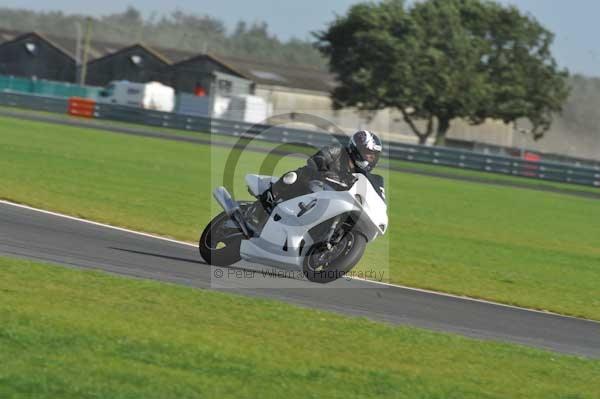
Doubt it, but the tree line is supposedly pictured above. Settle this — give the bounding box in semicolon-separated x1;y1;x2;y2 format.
0;6;328;68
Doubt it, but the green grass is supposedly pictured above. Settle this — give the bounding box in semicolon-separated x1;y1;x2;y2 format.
1;256;598;399
1;115;600;319
4;103;600;196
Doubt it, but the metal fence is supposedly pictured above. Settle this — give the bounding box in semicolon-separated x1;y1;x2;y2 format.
2;91;599;188
0;91;68;113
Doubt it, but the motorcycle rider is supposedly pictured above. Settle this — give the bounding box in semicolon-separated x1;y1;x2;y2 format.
259;130;383;212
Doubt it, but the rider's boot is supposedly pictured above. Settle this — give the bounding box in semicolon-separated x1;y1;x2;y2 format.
259;186;277;214
244;202;266;230
243;188;276;232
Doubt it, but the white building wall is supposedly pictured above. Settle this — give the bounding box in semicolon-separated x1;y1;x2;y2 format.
255;85;515;146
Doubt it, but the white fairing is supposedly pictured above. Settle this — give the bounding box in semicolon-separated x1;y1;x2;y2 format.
240;173;388;270
245;174;279;196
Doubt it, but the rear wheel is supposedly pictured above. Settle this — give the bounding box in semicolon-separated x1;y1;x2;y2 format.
303;231;367;283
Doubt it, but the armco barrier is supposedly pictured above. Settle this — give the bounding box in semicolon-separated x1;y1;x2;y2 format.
1;91;599;188
0;91;67;113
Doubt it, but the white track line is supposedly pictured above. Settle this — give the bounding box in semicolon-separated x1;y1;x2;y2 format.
0;200;197;248
1;199;597;323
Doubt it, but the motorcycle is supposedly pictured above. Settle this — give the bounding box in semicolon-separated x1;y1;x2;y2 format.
199;172;388;283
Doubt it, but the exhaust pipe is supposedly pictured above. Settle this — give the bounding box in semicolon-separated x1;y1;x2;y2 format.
213;187;252;238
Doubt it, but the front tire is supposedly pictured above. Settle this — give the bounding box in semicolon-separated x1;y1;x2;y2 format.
199;212;242;266
303;231;367;283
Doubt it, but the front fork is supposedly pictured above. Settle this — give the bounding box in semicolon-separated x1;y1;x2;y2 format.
213;187;252;239
324;217;341;250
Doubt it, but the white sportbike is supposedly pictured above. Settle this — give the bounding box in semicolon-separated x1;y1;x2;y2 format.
199;172;388;283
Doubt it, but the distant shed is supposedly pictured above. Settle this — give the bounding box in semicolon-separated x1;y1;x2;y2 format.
0;32;76;82
85;44;172;87
165;53;250;96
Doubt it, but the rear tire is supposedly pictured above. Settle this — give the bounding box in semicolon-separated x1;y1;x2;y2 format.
302;231;367;283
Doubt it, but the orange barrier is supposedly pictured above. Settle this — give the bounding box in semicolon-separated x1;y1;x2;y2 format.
67;97;96;118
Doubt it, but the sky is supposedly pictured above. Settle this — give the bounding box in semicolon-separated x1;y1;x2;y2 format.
2;0;599;77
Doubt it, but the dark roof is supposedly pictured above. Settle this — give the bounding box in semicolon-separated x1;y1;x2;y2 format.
0;28;21;43
210;53;336;93
46;33;121;61
153;46;196;64
168;53;248;80
0;28;336;93
85;43;175;67
0;30;122;62
159;51;336;92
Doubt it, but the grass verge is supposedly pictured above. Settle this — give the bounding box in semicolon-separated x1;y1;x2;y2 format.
1;256;598;399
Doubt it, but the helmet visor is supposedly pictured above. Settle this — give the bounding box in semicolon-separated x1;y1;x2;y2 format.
360;148;380;169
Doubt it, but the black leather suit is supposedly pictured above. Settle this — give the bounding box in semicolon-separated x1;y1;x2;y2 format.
266;146;359;205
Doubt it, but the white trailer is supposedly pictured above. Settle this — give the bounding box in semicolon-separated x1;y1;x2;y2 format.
97;81;175;112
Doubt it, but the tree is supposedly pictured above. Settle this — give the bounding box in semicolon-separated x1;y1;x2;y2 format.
316;0;570;145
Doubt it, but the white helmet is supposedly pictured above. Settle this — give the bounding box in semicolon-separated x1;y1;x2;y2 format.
347;130;382;172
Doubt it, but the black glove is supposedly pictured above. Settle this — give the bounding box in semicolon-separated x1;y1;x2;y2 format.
322;171;339;181
322;172;351;190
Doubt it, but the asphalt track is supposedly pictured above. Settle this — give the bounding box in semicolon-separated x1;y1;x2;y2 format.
1;108;599;201
1;201;599;358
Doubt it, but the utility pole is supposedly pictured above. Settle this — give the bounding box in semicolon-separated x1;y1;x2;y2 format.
74;22;82;84
79;17;93;86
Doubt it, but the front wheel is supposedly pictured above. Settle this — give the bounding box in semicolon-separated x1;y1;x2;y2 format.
303;231;367;283
199;212;243;266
